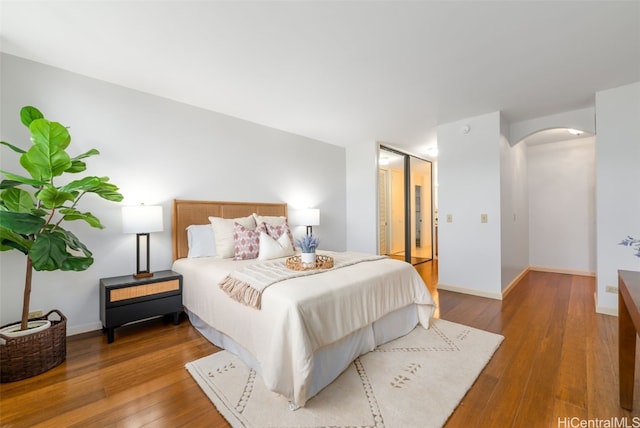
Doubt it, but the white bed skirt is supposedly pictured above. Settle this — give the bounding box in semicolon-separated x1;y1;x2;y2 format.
186;303;420;405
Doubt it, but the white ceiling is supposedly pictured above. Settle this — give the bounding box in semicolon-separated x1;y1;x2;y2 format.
1;1;638;156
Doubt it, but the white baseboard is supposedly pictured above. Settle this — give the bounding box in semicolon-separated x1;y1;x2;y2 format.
529;265;595;277
502;267;530;298
436;283;502;300
595;305;617;316
66;315;168;337
67;321;102;336
438;265;589;301
595;290;617;316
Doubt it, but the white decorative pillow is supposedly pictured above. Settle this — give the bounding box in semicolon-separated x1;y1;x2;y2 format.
186;224;217;258
209;215;256;258
258;231;294;260
253;213;295;248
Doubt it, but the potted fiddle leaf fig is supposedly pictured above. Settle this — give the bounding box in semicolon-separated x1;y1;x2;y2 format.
0;105;123;382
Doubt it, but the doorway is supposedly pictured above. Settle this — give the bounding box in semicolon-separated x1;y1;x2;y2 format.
378;146;433;264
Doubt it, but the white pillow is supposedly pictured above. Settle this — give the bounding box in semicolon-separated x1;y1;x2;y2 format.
186;224;216;258
258;231;294;260
209;215;256;258
252;213;286;226
253;213;295;248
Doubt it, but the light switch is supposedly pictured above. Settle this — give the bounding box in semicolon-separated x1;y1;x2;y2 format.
481;214;488;223
446;214;453;223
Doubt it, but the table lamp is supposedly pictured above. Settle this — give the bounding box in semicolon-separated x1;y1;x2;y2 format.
122;205;164;278
297;208;320;236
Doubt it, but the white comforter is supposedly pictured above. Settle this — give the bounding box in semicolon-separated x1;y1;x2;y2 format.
173;251;435;407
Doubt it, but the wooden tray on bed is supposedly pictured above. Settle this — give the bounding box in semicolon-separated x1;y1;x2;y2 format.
286;255;334;271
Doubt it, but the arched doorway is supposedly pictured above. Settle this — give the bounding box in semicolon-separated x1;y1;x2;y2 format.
520;127;596;274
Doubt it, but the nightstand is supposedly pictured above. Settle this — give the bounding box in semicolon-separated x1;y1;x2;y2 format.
100;270;183;343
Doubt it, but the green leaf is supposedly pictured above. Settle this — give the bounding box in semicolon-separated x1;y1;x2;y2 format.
29;229;93;271
21;119;72;181
66;160;87;173
95;187;124;202
66;150;100;173
1;141;27;154
19;106;44;127
0;170;47;187
72;149;100;161
59;208;104;229
61;256;94;271
90;179;124;202
0;179;25;190
0;227;32;254
61;176;123;202
0;188;35;212
0;211;45;234
31;207;48;217
60;176;103;193
36;186;75;209
30;234;68;271
59;229;92;256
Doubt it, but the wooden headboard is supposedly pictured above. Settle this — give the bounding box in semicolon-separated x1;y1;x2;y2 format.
172;199;288;261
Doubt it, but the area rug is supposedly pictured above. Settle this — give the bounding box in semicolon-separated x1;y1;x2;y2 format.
186;318;503;428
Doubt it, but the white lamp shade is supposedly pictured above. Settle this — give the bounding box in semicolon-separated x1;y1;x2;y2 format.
291;208;320;226
122;205;164;234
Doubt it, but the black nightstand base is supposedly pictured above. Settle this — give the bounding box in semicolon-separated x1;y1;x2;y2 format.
100;270;183;343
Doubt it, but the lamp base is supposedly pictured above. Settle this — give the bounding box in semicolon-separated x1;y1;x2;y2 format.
134;272;154;279
133;233;154;279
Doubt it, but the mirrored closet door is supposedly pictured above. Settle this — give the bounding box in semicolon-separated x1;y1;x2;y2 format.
378;146;433;265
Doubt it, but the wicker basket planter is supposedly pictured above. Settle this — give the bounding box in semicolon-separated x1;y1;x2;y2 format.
0;309;67;383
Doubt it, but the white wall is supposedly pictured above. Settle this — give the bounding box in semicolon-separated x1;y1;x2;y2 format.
500;118;529;290
595;81;640;314
528;137;596;274
345;141;379;253
437;112;502;298
436;97;636;309
0;54;346;333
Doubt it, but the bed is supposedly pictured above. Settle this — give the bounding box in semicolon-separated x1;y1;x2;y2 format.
172;199;436;408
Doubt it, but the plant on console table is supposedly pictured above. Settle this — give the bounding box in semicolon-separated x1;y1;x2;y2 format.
619;236;640;258
0;106;123;382
296;234;320;264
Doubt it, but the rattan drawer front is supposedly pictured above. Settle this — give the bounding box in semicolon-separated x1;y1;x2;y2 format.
110;279;180;302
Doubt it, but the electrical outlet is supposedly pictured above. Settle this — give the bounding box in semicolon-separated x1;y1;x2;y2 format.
28;309;43;318
446;214;453;223
605;285;618;294
480;214;488;223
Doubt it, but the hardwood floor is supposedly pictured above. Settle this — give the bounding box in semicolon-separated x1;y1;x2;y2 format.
2;262;639;427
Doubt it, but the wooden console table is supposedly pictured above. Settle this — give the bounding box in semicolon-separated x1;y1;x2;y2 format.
619;269;640;410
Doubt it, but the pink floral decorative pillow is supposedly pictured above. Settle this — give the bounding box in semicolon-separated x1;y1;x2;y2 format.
233;222;266;260
263;220;295;249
